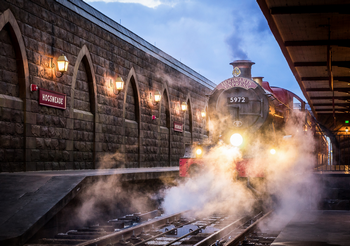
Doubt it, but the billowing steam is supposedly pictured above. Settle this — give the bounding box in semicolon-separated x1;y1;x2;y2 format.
162;110;321;226
74;174;163;226
162;145;258;217
73;79;320;232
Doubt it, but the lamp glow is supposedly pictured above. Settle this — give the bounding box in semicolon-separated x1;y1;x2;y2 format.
181;102;187;111
57;54;69;72
201;110;206;118
346;127;349;132
115;76;124;90
196;148;202;155
270;149;276;155
154;90;161;102
230;133;243;147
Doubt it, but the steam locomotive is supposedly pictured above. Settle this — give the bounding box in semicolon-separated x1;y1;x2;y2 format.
179;60;329;177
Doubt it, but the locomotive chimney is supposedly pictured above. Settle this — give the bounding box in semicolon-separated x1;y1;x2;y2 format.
230;60;255;79
252;76;264;86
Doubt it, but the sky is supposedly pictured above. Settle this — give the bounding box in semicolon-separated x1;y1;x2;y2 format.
83;0;306;101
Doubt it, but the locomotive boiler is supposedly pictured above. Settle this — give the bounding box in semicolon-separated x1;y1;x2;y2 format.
179;60;313;177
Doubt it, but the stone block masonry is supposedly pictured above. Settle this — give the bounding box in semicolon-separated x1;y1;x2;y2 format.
0;0;215;172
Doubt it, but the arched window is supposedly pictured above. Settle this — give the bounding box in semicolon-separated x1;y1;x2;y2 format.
72;56;95;169
184;98;193;145
204;106;209;138
0;10;29;172
70;45;97;170
159;89;171;166
123;73;141;168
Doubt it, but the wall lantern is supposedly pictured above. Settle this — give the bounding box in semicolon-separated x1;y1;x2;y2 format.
51;54;69;78
201;110;206;118
154;90;161;103
181;102;187;111
149;90;161;107
114;76;124;94
346;127;349;133
115;76;124;90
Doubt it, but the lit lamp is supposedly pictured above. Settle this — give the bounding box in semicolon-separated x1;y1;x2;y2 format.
195;147;203;157
57;54;69;72
115;76;124;90
304;124;308;132
52;54;69;78
154;90;161;103
114;76;124;95
346;127;349;133
181;102;187;111
201;110;206;118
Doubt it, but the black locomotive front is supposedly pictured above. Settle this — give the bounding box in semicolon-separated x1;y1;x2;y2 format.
179;60;285;177
207;60;281;149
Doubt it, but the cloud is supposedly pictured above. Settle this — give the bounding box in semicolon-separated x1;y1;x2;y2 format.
84;0;177;9
84;0;306;100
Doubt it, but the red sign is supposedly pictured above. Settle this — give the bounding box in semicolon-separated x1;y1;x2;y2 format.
173;122;183;132
39;88;66;109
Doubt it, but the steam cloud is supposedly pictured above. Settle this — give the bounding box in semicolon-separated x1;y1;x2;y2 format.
75;73;320;232
162;110;321;227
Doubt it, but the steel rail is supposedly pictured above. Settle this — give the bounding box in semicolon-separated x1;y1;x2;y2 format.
194;216;248;246
164;216;224;246
224;211;272;246
75;211;186;246
132;218;197;246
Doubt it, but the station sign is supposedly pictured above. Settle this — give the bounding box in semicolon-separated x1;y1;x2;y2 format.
216;77;258;91
39;88;66;110
173;122;183;132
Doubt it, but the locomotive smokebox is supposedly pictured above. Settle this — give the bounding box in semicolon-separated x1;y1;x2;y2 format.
230;60;255;79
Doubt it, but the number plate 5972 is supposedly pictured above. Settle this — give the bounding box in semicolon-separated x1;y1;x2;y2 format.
227;96;249;104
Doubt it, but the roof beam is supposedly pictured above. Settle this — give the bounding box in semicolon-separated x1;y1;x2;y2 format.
301;76;350;81
317;112;349;115
294;61;350;68
285;40;350;47
310;96;350;100
256;0;317;117
306;88;350;92
270;5;350;15
313;103;350;107
315;109;348;112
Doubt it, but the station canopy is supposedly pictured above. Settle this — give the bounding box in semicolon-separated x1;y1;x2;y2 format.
257;0;350;134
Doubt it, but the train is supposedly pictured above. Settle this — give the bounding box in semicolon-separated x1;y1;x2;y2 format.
179;60;330;177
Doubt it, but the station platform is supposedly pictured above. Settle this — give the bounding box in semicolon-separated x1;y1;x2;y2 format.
272;210;350;246
0;167;179;246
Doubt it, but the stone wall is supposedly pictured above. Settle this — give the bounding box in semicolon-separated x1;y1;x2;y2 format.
0;0;215;172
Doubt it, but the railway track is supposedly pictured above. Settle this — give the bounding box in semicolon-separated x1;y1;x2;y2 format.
25;209;279;246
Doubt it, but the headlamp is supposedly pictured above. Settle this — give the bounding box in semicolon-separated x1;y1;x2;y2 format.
230;133;243;147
